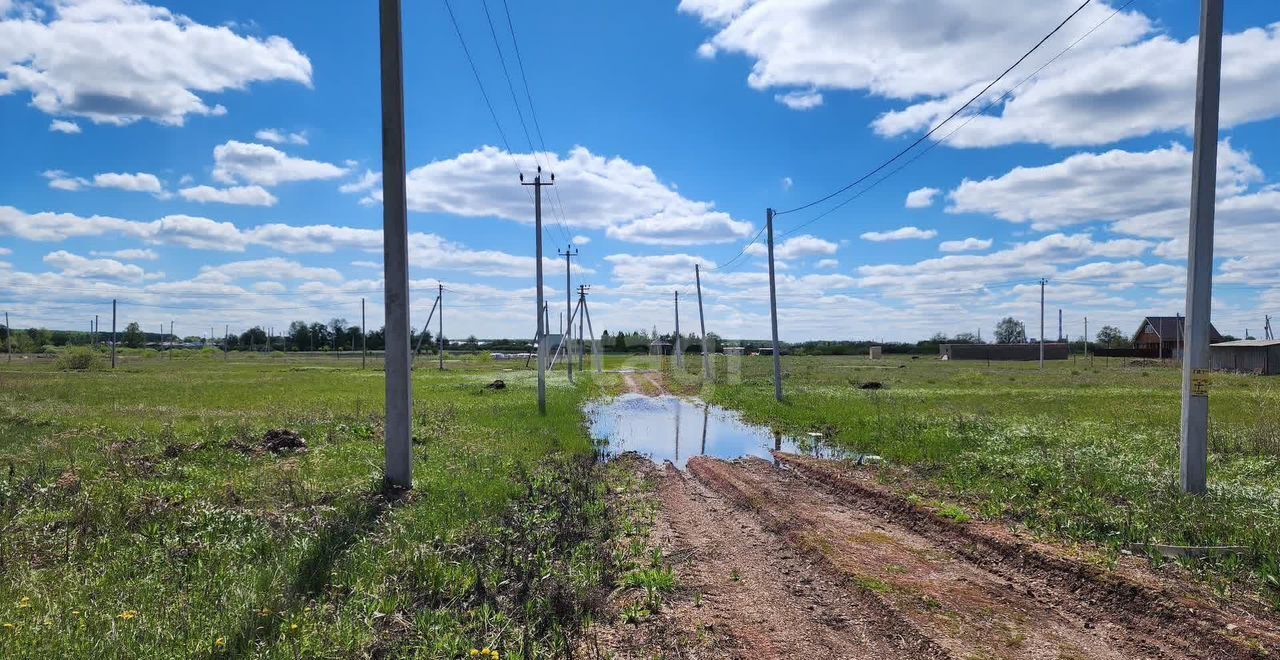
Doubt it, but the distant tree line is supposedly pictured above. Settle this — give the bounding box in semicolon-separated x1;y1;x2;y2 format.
0;318;1160;355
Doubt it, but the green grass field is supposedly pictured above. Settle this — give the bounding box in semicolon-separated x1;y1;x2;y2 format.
0;353;618;659
671;352;1280;599
4;349;1280;658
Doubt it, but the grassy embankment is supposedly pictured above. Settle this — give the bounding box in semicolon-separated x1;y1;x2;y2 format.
0;352;621;658
665;353;1280;599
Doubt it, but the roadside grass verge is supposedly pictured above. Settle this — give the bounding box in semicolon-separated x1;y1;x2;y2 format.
0;359;618;658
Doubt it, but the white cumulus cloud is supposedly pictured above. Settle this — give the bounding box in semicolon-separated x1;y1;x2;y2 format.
211;140;346;186
860;226;937;242
905;187;939;209
49;119;81;134
179;185;278;207
0;0;312;126
938;237;993;253
360;146;753;246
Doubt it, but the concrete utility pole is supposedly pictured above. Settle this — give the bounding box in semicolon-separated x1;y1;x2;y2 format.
695;264;710;379
170;320;174;359
765;208;783;402
673;290;683;369
1180;0;1224;495
437;283;444;370
6;312;11;362
577;285;587;372
558;245;578;380
111;300;117;368
413;293;440;356
1058;308;1063;342
361;297;367;370
379;0;413;489
524;168;553;413
1039;278;1047;369
1084;316;1089;359
94;315;99;347
580;286;601;373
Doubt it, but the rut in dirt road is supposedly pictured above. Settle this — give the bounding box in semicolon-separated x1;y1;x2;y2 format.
688;455;1277;659
652;462;947;659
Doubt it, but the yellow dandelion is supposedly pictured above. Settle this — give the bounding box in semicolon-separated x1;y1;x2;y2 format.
3;623;14;629
17;597;31;609
215;637;226;648
71;610;81;616
290;623;298;631
118;610;138;621
470;650;480;657
258;607;271;617
482;648;491;655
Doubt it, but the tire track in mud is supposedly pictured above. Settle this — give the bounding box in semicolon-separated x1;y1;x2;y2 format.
773;453;1280;657
685;454;1278;659
651;462;948;659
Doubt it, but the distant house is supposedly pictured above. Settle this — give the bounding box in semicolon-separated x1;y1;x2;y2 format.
1211;339;1280;375
1133;316;1222;359
723;346;744;356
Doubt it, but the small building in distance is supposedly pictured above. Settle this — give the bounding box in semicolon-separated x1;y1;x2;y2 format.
1211;339;1280;375
869;346;883;359
649;340;672;356
723;346;745;356
940;342;1068;361
1133;316;1222;359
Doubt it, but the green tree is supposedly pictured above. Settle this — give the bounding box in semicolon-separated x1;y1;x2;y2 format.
308;322;331;351
123;322;145;348
287;321;309;351
1095;325;1129;348
239;326;267;349
994;317;1026;344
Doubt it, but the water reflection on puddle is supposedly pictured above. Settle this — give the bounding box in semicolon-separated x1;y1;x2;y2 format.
586;393;849;468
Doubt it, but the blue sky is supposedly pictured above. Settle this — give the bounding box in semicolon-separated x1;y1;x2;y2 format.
2;0;1279;342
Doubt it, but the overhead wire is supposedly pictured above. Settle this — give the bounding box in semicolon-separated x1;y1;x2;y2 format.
498;0;578;248
477;0;574;244
777;0;1138;241
440;0;566;248
773;0;1096;219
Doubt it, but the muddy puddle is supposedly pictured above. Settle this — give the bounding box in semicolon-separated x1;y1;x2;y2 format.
586;393;861;468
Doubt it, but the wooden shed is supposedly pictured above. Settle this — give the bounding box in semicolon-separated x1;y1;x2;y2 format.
1210;339;1280;375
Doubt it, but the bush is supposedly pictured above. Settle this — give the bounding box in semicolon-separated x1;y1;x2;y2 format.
54;347;104;371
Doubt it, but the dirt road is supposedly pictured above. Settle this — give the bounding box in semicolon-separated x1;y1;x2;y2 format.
592;452;1280;659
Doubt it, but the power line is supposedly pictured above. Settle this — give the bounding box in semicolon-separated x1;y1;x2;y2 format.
499;0;577;244
776;0;1137;241
478;0;574;244
702;225;767;272
774;0;1096;218
440;0;566;247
